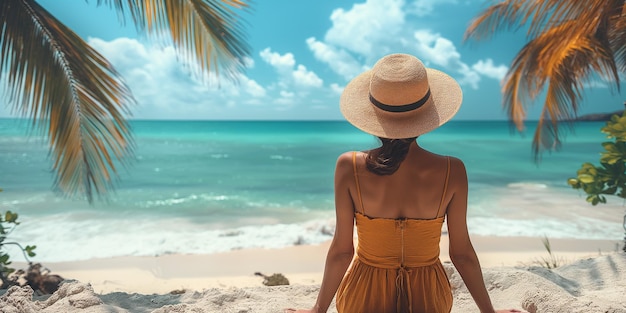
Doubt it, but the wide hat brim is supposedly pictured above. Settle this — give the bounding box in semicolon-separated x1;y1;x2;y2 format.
340;66;462;139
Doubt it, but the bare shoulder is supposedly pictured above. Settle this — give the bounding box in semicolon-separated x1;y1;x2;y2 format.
336;151;354;166
446;156;468;188
447;156;466;172
335;151;356;175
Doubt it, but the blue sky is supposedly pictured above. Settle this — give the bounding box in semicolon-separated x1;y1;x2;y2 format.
2;0;624;121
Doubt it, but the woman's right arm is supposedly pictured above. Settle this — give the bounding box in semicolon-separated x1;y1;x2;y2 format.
446;158;521;313
288;152;356;313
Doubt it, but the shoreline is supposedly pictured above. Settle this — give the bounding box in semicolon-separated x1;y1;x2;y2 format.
13;234;620;295
3;235;625;313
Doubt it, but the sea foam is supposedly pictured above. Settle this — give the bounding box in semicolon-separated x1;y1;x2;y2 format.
7;212;336;262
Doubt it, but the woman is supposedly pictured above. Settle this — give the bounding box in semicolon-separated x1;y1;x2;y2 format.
286;54;521;313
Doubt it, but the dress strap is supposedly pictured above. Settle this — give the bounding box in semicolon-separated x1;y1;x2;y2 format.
352;151;366;214
435;156;451;218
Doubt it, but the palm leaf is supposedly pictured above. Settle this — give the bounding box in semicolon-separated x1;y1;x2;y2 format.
100;0;251;80
466;0;625;157
503;19;620;157
1;0;251;201
464;0;562;42
608;3;626;73
0;0;135;202
465;0;616;41
464;0;525;42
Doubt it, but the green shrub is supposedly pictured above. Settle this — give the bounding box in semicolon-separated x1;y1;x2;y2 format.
0;210;37;289
568;112;626;252
568;113;626;205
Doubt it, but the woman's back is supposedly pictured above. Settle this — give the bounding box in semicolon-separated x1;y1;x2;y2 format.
351;143;453;220
335;143;455;312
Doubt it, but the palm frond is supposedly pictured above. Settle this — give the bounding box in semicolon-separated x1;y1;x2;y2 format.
502;19;620;156
501;62;529;129
98;0;251;81
466;1;623;43
464;0;525;41
467;0;625;157
464;0;581;42
94;0;137;26
608;3;626;74
612;24;626;74
0;0;135;202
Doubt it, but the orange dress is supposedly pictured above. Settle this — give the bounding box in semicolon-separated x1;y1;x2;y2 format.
335;152;453;313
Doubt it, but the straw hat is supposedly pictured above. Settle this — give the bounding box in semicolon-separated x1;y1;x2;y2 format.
340;53;462;139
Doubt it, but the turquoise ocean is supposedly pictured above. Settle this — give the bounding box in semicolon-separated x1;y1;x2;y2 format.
1;119;624;262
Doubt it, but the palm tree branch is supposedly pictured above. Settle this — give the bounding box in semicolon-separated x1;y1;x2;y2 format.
501;60;530;131
465;0;570;42
465;0;620;42
464;0;525;42
611;17;626;73
503;20;620;154
466;1;625;159
100;0;250;80
590;0;623;91
0;0;135;202
607;2;626;75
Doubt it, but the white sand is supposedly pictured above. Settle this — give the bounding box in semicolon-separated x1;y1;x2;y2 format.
1;236;625;313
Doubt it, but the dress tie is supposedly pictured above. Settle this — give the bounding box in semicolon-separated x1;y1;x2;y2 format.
395;219;412;313
396;265;413;312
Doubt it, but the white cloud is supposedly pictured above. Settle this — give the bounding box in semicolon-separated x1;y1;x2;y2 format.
259;48;295;71
243;57;255;69
243;79;267;98
259;48;324;89
407;0;459;16
325;0;405;57
306;37;364;80
276;90;295;106
471;59;508;81
583;80;610;89
413;30;461;68
456;63;481;90
307;0;500;91
293;65;323;88
413;30;481;89
87;37;268;119
280;91;295;98
330;83;344;95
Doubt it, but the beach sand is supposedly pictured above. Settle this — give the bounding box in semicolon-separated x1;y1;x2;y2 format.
2;235;625;312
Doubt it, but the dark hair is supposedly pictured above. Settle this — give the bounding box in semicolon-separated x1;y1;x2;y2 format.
365;137;417;175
